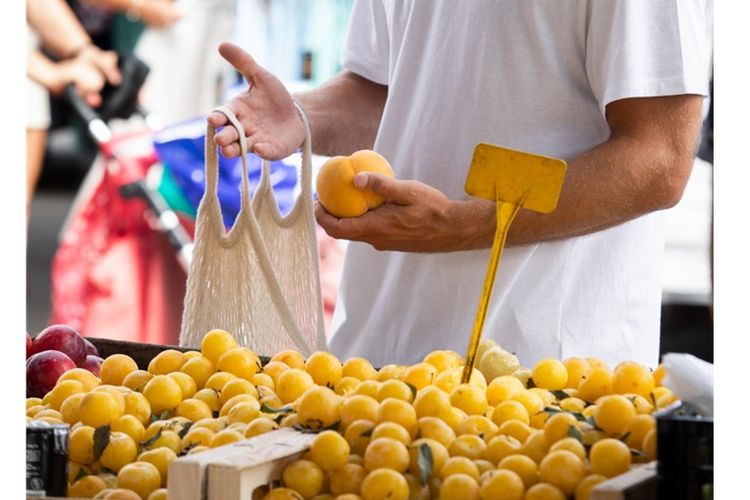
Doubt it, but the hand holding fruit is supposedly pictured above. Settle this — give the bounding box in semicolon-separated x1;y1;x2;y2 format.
315;152;496;252
316;150;395;218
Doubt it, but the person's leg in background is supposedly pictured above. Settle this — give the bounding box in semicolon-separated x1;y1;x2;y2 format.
26;128;48;222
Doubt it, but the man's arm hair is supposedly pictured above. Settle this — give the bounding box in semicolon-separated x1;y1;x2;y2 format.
294;71;388;158
461;94;705;248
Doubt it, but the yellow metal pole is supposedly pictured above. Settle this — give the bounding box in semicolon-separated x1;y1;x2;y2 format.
461;199;522;383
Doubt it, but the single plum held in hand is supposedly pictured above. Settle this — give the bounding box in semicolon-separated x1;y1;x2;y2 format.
26;350;76;398
30;324;87;366
316;150;395;218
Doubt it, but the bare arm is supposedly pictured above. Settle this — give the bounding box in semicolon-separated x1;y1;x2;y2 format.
27;0;121;85
84;0;182;28
294;71;387;157
26;0;92;58
493;94;704;247
28;47;107;107
316;94;705;252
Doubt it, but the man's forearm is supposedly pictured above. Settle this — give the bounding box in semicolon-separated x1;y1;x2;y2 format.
294;71;387;157
507;134;695;245
464;96;704;249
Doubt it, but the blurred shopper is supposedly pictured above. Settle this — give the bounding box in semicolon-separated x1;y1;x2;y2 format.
26;0;121;219
86;0;183;29
210;1;712;368
134;0;234;124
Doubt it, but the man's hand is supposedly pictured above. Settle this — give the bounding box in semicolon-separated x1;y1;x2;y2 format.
208;42;305;160
315;173;495;252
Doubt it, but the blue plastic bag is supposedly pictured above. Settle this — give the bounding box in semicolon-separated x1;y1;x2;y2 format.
152;116;299;228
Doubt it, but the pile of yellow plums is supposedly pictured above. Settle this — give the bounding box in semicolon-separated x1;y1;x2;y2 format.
25;330;674;500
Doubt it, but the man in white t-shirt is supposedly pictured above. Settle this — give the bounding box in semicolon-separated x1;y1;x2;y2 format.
209;1;712;369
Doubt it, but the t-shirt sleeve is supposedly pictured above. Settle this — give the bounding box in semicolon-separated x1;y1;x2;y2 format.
340;0;390;85
586;0;712;115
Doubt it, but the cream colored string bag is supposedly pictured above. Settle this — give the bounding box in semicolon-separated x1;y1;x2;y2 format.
179;104;327;356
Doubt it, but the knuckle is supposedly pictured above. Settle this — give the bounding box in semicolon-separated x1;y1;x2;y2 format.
326;224;343;239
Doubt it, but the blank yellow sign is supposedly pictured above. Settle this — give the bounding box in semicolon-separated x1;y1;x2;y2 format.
464;143;567;212
461;143;567;383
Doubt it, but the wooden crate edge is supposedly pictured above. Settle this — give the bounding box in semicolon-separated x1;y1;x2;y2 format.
590;462;658;500
169;428;315;500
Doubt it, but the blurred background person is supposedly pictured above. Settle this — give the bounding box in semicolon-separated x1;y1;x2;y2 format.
134;0;234;125
26;0;121;220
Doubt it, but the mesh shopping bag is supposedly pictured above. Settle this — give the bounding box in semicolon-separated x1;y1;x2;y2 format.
179;104;326;356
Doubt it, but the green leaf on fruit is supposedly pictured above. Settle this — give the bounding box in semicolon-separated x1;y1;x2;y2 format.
543;406;563;414
92;425;111;462
360;428;374;438
571;412;587;422
417;442;434;486
324;420;341;432
620;431;631;443
74;466;91;482
178;421;194;439
568;425;583;442
587;415;603;431
526;378;537;389
159;410;174;420
140;428;163;449
630;448;648;457
133;379;150;393
292;424;316;434
551;390;570;401
260;403;293;414
405;382;418;399
293;420;341;434
179;441;199;456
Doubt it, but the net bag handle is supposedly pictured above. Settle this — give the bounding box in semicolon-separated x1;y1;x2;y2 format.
202;105;317;355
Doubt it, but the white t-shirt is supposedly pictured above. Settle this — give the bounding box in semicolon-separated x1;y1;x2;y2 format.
328;0;712;369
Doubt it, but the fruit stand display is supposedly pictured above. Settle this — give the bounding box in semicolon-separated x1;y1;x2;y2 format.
24;325;693;500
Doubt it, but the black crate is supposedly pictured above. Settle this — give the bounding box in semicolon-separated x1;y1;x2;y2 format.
655;402;713;500
26;422;69;497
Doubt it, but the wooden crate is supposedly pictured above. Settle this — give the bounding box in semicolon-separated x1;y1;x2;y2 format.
591;462;658;500
168;428;316;500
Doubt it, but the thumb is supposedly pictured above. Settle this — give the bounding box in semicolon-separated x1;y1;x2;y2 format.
218;42;264;84
354;173;412;204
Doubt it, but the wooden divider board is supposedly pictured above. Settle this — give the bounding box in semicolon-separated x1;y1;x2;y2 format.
590;461;658;500
168;428;316;500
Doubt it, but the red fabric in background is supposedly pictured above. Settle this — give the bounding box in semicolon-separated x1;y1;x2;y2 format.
49;135;186;346
316;227;346;338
